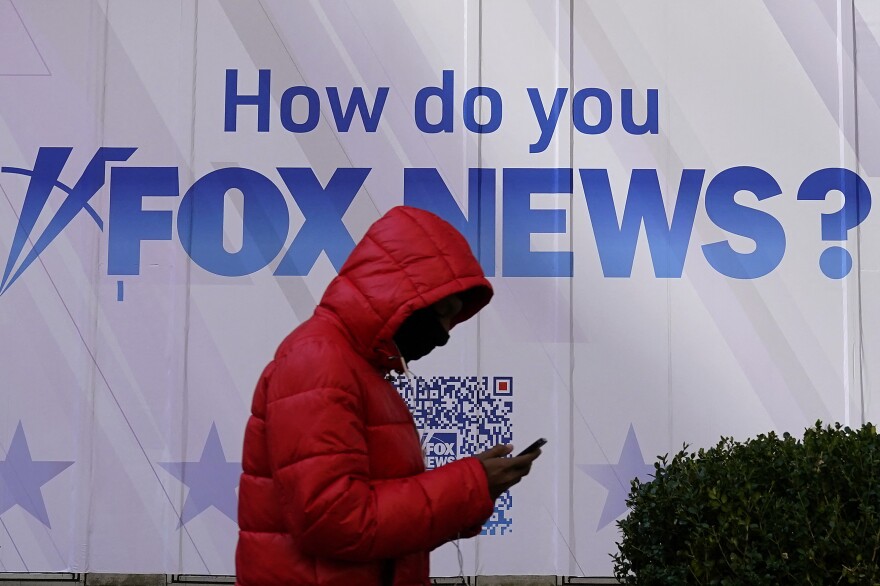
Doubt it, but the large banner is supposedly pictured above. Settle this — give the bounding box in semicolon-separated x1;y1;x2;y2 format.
2;0;880;577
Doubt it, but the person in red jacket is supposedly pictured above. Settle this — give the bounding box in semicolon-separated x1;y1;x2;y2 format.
236;206;540;586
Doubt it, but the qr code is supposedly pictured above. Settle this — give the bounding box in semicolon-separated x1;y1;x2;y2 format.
393;375;514;535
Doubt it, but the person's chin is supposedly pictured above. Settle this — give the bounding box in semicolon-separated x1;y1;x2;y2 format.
406;346;434;362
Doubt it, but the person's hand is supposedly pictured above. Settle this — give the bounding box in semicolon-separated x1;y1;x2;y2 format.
473;444;541;500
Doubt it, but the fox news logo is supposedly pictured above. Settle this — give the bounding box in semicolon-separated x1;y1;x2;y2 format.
421;430;458;468
0;144;601;297
0;147;371;295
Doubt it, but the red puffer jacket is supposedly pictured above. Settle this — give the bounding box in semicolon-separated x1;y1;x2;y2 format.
236;206;496;586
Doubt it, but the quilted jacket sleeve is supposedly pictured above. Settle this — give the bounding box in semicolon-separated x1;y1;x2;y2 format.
265;339;494;562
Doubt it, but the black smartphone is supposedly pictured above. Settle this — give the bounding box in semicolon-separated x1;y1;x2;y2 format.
516;438;547;457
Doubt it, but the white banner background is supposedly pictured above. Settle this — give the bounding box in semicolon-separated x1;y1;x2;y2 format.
1;0;879;577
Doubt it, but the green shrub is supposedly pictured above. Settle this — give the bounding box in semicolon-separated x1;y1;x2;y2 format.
613;422;880;585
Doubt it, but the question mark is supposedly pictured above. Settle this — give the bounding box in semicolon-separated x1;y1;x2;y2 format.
796;168;871;279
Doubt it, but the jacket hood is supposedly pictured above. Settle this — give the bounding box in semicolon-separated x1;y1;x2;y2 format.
318;206;493;370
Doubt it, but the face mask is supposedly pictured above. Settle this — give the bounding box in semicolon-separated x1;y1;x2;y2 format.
393;306;450;362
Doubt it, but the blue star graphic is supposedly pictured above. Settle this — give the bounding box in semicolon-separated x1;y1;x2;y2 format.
580;424;655;530
0;422;73;528
159;423;241;527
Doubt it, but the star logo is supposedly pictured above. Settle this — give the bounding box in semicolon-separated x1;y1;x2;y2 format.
159;423;241;527
580;424;655;530
0;422;73;528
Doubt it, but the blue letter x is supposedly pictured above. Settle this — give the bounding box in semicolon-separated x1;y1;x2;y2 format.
274;167;369;275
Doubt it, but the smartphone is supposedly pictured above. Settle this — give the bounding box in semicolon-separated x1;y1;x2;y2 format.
516;438;547;457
